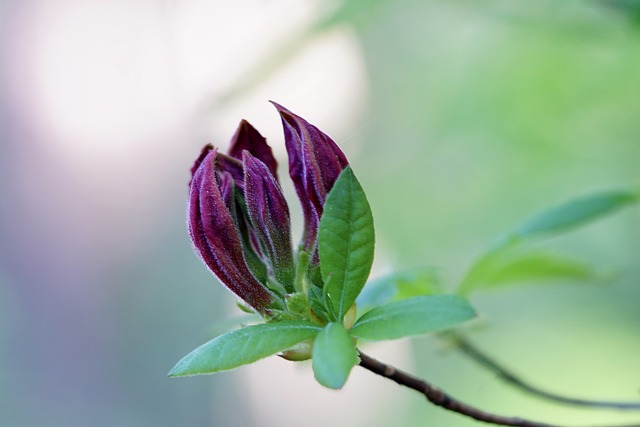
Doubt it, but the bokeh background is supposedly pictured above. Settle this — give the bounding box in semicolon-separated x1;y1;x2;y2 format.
1;1;639;426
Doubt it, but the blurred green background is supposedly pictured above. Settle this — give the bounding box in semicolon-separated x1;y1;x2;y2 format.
1;0;639;426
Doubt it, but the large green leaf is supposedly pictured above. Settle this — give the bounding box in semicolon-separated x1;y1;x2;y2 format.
318;167;375;321
168;321;321;377
513;189;638;239
350;295;476;341
312;322;358;389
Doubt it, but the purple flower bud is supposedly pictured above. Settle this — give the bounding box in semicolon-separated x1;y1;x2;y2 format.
243;151;295;292
188;147;276;313
187;104;351;314
271;102;349;252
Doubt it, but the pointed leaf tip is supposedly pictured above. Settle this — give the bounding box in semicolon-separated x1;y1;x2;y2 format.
513;189;639;239
169;321;322;377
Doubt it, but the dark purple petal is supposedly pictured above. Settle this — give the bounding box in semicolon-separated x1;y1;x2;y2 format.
215;153;245;190
228;120;279;180
188;148;275;313
216;170;268;281
189;144;214;186
243;151;295;292
271;102;349;251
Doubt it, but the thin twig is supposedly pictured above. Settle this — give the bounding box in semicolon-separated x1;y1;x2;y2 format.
449;334;640;411
357;351;640;427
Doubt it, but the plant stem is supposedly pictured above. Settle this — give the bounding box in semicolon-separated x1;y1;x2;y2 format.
357;351;640;427
450;334;640;410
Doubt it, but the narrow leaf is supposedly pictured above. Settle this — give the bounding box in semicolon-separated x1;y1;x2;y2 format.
312;322;358;389
513;190;639;239
479;251;604;289
458;239;518;295
318;166;375;320
350;295;476;341
308;285;331;322
169;321;321;377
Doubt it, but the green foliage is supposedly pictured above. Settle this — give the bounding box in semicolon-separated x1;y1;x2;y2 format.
285;292;311;318
350;295;476;341
357;267;441;312
471;251;605;289
318;167;375;321
308;285;333;322
312;323;358;389
168;321;321;377
459;189;639;295
511;189;639;239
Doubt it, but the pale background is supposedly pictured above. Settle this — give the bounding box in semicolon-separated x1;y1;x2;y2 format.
1;1;639;426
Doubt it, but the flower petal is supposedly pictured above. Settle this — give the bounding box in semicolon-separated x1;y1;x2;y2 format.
228;120;279;180
243;151;295;292
215;153;245;190
189;144;214;186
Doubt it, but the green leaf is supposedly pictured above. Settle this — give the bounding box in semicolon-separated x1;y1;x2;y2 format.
318;166;375;321
312;322;358;389
168;321;321;377
356;267;441;312
459;189;638;295
285;292;310;318
308;285;331;322
350;295;476;341
477;251;605;289
513;189;639;239
458;240;516;296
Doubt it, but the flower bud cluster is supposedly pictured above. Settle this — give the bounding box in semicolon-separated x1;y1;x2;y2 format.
188;103;348;315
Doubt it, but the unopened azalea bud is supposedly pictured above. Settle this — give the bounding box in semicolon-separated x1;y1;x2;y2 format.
187;103;352;321
188;148;276;313
272;102;349;253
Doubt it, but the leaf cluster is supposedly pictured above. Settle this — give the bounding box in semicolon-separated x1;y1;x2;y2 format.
170;166;477;388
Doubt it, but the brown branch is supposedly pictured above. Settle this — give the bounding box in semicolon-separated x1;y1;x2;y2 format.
357;351;640;427
449;334;640;411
